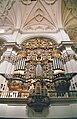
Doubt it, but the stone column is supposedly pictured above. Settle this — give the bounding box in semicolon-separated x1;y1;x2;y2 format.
0;42;20;91
59;41;77;90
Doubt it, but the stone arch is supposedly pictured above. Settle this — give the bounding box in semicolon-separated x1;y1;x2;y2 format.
21;37;57;46
18;34;58;45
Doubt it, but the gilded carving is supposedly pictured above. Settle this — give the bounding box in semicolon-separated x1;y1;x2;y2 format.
0;38;77;112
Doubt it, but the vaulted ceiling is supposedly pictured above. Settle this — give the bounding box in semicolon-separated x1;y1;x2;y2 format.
0;0;77;45
62;0;77;46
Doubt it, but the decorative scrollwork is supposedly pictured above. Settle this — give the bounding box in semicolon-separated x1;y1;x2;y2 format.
62;53;76;63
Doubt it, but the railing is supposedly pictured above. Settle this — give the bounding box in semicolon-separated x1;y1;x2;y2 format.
48;90;77;98
0;90;77;98
0;91;29;98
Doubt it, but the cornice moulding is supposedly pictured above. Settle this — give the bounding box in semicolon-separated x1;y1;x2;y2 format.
58;41;73;51
4;42;21;51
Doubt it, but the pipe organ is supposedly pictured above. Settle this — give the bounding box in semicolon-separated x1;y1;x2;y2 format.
52;50;64;77
5;38;77;112
14;39;65;81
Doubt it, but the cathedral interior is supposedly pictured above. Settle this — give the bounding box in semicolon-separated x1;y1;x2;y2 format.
0;0;77;118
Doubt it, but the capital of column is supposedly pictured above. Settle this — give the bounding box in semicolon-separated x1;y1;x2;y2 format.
58;41;77;63
2;42;21;64
58;41;73;51
4;42;21;52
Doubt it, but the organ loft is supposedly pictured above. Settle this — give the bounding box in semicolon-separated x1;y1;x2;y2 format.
0;0;77;118
0;38;77;112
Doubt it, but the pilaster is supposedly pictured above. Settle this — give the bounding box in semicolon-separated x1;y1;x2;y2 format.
58;41;77;90
0;42;21;91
